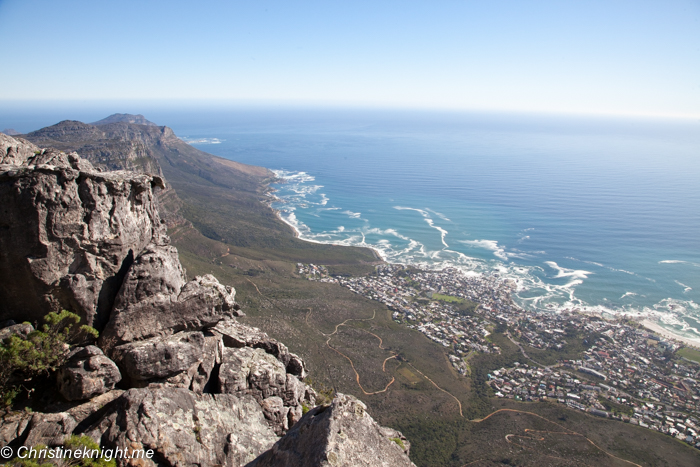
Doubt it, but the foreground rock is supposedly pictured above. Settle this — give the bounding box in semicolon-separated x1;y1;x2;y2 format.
249;394;415;467
57;346;121;401
0;140;163;328
213;319;306;378
111;330;221;392
86;388;278;467
0;135;416;467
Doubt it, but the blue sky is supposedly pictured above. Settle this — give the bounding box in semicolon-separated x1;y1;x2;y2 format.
1;0;698;118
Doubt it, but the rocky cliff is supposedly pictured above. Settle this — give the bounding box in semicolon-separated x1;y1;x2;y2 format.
0;133;415;467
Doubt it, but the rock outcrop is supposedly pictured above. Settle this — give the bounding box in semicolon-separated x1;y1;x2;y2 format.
56;346;121;401
0;140;164;328
0;134;240;338
213;319;307;378
0;134;415;467
85;388;279;467
250;394;414;467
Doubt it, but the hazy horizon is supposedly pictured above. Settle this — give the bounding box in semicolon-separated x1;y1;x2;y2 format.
1;1;698;119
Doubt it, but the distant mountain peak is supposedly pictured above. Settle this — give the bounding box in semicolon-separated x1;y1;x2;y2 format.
91;113;157;126
1;128;20;136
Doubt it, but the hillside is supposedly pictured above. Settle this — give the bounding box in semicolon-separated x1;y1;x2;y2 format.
21;117;700;466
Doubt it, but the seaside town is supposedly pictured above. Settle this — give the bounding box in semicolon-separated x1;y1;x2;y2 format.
299;262;700;450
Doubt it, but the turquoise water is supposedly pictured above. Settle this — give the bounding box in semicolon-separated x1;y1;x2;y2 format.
3;107;699;340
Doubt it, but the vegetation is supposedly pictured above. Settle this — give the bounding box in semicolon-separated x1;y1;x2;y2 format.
0;311;97;408
677;346;700;364
27;121;700;467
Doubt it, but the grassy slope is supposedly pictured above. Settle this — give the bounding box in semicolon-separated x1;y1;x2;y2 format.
24;121;700;467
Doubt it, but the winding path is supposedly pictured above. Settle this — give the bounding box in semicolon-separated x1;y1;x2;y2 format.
407;362;464;417
467;408;642;467
320;311;398;395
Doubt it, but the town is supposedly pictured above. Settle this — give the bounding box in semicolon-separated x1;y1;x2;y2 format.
299;262;700;450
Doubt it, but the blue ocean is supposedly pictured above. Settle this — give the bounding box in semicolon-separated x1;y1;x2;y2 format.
3;106;700;341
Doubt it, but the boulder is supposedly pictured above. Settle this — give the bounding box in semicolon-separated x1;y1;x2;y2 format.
0;412;32;447
101;271;242;348
23;412;77;448
213;319;306;378
111;331;205;383
0;133;38;166
57;346;122;401
249;394;415;467
85;387;278;467
218;347;312;436
110;330;223;392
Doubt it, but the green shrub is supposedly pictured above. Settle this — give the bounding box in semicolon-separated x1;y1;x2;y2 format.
0;311;98;408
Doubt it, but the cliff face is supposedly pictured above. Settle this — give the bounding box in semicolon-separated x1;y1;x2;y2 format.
0;134;415;467
0;133;163;328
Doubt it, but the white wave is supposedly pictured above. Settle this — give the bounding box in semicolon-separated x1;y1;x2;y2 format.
180;137;224;144
426;208;451;222
660;260;700;268
393;206;429;217
424;218;449;248
392;206;449;247
565;257;604;268
620;292;637;299
271;169;316;183
289;184;323;195
363;227;413;242
342;210;362;219
459;239;508;261
544;261;592;281
675;280;693;293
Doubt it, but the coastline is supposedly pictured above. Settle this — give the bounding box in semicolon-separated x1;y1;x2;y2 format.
640;319;700;349
265;174;699;350
267;189;387;262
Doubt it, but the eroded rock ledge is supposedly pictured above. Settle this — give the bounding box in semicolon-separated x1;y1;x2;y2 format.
0;134;415;466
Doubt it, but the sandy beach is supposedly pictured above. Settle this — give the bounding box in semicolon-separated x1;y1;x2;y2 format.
641;319;700;349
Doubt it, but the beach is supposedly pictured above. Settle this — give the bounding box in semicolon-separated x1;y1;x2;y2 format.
641;319;700;349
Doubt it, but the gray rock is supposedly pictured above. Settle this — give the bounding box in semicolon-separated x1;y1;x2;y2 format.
219;347;288;401
213;319;307;378
111;331;205;383
0;412;32;446
101;271;242;348
0;140;164;329
85;387;279;467
249;394;415;467
218;347;312;436
0;322;34;341
23;412;77;447
110;331;223;392
0;133;38;166
57;345;122;401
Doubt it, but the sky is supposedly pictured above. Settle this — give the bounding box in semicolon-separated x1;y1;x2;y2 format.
0;0;699;118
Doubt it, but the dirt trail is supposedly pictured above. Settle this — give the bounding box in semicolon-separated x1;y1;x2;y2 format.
318;310;398;395
468;408;642;467
407;362;464;417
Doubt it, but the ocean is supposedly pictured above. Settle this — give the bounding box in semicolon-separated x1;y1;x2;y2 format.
3;106;699;341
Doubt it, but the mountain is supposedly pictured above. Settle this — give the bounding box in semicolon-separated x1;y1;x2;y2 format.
1;128;20;136
0;132;415;467
22;120;378;264
91;113;157;126
17;116;700;466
